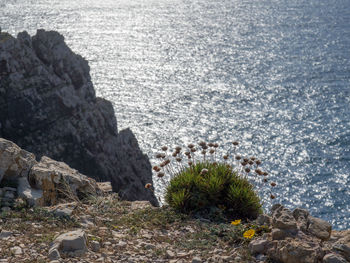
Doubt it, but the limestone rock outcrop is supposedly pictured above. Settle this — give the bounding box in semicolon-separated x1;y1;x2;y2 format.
250;204;350;263
0;30;157;205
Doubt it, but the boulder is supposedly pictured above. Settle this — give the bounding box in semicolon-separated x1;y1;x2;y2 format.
308;216;332;241
0;138;37;183
28;156;97;205
17;177;43;206
268;238;324;263
49;229;87;258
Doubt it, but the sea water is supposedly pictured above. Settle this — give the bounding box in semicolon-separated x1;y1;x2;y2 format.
1;0;350;229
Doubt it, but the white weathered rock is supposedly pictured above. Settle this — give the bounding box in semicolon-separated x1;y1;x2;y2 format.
10;246;23;255
17;177;43;206
272;205;298;233
50;229;87;257
0;138;37;183
28;156;97;205
308;216;332;241
268;238;324;263
249;238;271;254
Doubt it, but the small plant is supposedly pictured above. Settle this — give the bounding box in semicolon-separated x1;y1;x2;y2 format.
149;141;276;222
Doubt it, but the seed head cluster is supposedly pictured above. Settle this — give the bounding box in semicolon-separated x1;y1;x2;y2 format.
147;140;277;202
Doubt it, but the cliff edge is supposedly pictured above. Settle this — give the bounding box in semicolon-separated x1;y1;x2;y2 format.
0;29;158;206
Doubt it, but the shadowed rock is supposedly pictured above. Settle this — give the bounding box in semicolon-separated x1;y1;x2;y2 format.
0;30;157;205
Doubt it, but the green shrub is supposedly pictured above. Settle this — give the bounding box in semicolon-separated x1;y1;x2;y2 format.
165;161;262;220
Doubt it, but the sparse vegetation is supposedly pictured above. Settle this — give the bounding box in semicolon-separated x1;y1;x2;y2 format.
151;140;276;222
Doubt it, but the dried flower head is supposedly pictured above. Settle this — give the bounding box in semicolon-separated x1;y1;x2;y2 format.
212;162;218;166
200;169;208;175
161;146;168;151
156;153;163;159
248;160;254;165
172;152;177;157
201;150;207;155
190;148;197;153
232;141;239;146
263;172;268;176
199;141;206;147
213;143;219;148
256;160;262;166
176;157;182;162
223;155;229;160
270;182;276;187
188;143;195;149
145;183;152;189
188;161;193;166
209;149;215;154
241;162;247;166
157;172;165;178
250;157;256;161
152;166;159;171
270;194;276;199
263;178;268;183
235;155;241;160
185;151;190;156
255;169;263;175
175;146;182;152
208;142;214;147
245;168;251;173
243;158;249;163
202;145;208;150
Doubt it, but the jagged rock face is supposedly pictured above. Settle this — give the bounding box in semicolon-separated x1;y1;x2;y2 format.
0;30;158;205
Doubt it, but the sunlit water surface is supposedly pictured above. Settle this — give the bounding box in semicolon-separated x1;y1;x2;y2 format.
2;0;350;229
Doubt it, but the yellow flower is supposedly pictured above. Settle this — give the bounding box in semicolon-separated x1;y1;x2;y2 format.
231;219;241;226
243;229;255;239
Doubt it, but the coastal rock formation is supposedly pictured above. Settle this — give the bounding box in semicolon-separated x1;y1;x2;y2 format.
0;138;107;207
250;204;350;263
0;30;157;205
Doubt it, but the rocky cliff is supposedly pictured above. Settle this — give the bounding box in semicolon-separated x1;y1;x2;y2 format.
0;29;158;205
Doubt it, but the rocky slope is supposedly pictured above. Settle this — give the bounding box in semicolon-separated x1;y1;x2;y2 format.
0;30;158;205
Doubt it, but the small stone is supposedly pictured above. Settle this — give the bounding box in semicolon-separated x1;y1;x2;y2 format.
50;229;87;256
116;241;127;249
91;240;100;252
166;250;176;259
249;239;270;254
0;230;13;239
10;246;22;255
54;208;73;217
144;243;155;250
323;253;347;263
271;228;289;240
48;248;60;260
191;257;202;263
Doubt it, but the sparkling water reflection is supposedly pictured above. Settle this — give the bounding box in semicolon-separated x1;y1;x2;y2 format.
2;0;350;229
